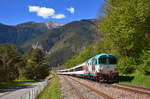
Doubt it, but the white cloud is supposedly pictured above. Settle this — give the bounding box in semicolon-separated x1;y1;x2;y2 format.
52;14;66;19
29;6;55;19
29;6;65;19
66;7;75;14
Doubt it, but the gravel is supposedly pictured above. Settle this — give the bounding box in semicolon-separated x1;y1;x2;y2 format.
60;76;77;99
59;76;103;99
70;76;150;99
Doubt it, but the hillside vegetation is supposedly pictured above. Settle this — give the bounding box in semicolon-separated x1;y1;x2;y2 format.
47;19;99;66
64;0;150;87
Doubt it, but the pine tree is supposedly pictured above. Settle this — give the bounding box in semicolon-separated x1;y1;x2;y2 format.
24;48;49;79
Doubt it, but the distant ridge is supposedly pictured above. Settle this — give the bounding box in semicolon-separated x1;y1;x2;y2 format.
0;21;62;45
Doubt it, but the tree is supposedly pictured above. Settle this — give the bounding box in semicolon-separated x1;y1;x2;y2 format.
0;44;24;82
24;48;49;79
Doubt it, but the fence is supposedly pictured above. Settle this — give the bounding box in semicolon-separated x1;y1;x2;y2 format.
19;80;48;99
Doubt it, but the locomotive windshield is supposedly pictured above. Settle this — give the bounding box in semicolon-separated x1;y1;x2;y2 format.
99;57;107;64
108;57;117;64
99;56;117;64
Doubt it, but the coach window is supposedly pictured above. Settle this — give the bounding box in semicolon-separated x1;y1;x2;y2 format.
75;67;82;71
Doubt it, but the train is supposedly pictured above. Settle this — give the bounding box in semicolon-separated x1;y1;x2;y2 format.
57;53;118;83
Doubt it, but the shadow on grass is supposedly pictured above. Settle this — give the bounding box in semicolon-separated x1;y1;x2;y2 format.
0;80;38;89
14;80;37;83
0;80;46;93
0;84;39;93
119;75;134;82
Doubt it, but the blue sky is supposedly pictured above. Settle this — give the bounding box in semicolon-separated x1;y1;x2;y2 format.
0;0;105;25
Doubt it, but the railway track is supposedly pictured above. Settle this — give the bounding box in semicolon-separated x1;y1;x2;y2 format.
67;76;113;99
63;76;87;99
71;76;150;96
64;76;150;99
111;83;150;96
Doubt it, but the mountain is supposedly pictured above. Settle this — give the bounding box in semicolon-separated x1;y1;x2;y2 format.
0;24;17;44
0;21;62;45
0;19;100;67
21;19;100;66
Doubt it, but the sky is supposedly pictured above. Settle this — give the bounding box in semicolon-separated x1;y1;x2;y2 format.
0;0;105;25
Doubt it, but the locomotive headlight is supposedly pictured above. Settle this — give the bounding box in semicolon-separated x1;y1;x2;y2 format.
99;68;103;72
114;68;118;71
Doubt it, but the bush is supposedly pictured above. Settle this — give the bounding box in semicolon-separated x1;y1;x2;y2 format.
139;51;150;75
118;57;136;74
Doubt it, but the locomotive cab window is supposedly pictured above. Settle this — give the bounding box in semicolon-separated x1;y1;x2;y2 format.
99;57;107;64
109;57;117;64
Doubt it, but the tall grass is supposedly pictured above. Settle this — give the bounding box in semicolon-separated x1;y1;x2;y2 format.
0;80;36;89
119;71;150;88
37;75;62;99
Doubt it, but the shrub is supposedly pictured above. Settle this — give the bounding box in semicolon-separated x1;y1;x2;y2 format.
139;50;150;75
118;57;136;74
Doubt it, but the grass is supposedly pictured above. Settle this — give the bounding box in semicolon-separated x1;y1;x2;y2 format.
37;74;62;99
119;71;150;88
0;80;37;89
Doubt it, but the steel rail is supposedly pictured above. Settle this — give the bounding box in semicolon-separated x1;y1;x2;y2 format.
111;83;150;96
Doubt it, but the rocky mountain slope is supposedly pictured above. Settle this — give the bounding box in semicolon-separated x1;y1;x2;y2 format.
0;21;62;45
